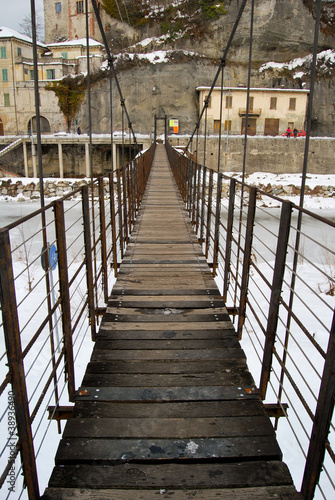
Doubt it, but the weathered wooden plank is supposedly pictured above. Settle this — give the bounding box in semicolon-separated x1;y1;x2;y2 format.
74;386;259;402
90;347;246;360
91;338;238;350
81;370;255;388
96;328;237;340
47;460;293;490
55;436;282;464
72;400;267;419
43;486;302;500
105;306;229;315
63;416;275;439
102;313;231;323
99;321;234;332
86;359;247;373
110;289;221;296
108;298;224;309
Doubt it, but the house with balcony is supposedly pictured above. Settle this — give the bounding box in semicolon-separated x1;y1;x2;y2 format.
196;86;309;137
0;26;104;135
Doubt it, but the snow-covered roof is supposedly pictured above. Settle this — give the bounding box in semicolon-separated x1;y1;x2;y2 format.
47;38;103;48
0;26;47;48
196;86;309;93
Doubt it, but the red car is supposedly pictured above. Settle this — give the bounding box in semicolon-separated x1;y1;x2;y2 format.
281;129;306;137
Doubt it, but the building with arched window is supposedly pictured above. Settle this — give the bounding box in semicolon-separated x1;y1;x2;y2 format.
0;26;104;135
197;86;309;137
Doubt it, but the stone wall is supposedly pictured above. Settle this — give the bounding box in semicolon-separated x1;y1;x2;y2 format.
0;179;109;200
169;136;335;175
1;176;334;202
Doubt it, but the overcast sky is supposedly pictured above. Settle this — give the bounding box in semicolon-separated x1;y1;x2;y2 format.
2;0;45;37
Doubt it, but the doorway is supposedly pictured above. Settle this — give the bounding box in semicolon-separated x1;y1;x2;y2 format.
241;118;256;136
264;118;279;136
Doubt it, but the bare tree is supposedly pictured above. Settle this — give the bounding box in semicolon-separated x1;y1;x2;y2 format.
19;12;44;42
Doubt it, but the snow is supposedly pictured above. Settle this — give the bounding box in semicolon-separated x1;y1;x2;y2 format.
0;171;334;498
259;49;335;76
0;26;47;48
47;38;103;48
112;49;204;66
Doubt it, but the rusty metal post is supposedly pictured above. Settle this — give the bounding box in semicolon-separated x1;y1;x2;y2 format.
82;185;96;340
192;161;197;225
116;168;124;259
122;166;129;244
0;229;40;499
200;166;207;245
187;157;193;216
195;164;201;234
213;172;222;277
54;200;76;400
223;178;236;303
259;200;292;399
109;172;118;277
237;187;257;340
205;169;213;259
301;309;335;500
98;178;108;303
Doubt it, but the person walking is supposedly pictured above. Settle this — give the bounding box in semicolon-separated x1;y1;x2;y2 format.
286;126;292;138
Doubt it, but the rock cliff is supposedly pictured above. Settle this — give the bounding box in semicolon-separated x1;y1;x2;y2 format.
81;0;335;136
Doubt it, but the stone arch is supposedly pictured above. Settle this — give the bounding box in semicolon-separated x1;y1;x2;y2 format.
28;116;51;134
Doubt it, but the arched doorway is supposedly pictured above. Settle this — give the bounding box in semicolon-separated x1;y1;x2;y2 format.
0;118;4;136
28;116;51;134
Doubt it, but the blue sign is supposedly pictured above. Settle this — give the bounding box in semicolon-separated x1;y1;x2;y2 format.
49;244;58;271
41;243;58;271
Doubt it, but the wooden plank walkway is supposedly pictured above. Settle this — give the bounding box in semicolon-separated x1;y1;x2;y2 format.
43;145;300;499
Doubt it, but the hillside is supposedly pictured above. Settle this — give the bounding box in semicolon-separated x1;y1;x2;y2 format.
80;0;335;136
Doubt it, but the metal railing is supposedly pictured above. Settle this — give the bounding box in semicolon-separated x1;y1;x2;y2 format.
167;141;335;500
0;144;155;499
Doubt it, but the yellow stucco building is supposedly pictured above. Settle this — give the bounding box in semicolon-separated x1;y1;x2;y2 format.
0;27;104;135
197;86;309;137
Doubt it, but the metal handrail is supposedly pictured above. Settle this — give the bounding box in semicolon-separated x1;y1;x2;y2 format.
166;141;335;500
0;143;155;498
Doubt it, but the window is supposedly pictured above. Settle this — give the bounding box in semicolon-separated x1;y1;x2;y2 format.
289;98;296;110
1;47;6;58
30;70;34;80
17;47;22;57
61;52;68;59
76;1;84;13
248;96;254;112
226;95;232;108
4;93;10;106
214;120;220;133
2;69;8;82
55;2;62;13
46;69;55;79
270;97;277;110
204;94;211;108
224;120;232;131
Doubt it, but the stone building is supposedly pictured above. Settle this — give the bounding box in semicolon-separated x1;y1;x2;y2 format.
197;86;309;137
0;27;104;135
44;0;107;43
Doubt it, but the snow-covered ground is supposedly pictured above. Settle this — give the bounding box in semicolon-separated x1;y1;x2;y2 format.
0;172;334;499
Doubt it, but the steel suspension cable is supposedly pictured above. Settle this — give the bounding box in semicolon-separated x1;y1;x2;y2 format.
185;0;248;154
91;0;138;148
233;0;255;315
278;0;322;418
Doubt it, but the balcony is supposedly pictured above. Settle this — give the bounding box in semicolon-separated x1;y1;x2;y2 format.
239;108;262;117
